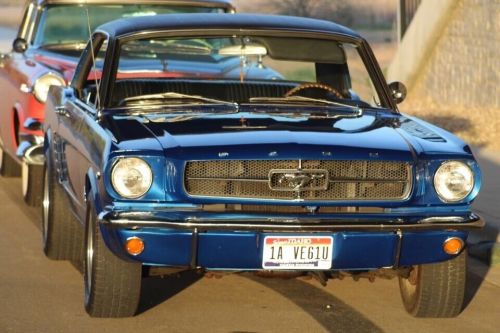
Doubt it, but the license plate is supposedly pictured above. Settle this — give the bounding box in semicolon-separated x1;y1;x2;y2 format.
262;236;333;270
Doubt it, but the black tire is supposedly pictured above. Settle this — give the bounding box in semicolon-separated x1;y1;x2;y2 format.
23;161;44;206
84;196;142;318
0;145;21;177
399;249;467;318
42;155;83;261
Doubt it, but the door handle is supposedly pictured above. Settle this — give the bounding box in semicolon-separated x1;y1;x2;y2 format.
55;106;70;118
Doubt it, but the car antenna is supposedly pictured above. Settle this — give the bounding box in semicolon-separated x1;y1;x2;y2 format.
85;6;102;114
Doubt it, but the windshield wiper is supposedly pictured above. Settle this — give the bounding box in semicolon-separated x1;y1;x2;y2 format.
120;92;237;107
248;96;363;118
250;96;360;110
40;42;87;51
123;40;211;55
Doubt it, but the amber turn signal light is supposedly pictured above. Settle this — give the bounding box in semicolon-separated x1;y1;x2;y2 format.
126;237;145;256
443;237;464;255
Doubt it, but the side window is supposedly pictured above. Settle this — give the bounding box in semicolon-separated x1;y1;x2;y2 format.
72;35;107;107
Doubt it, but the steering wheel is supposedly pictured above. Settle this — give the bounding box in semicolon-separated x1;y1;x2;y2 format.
285;83;343;99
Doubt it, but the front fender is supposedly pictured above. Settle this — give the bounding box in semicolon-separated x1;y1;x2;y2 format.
85;167;103;216
43;129;52;157
86;167;135;262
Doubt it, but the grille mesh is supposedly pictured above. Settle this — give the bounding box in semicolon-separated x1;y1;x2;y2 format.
184;160;412;201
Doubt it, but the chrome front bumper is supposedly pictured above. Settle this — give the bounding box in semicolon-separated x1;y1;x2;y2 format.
100;211;484;232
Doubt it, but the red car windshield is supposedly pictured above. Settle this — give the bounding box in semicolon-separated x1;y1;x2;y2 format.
32;4;226;48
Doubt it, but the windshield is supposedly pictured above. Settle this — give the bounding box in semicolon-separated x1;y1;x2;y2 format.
109;35;382;109
32;4;226;48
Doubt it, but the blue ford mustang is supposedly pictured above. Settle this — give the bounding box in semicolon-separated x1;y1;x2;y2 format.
42;13;483;318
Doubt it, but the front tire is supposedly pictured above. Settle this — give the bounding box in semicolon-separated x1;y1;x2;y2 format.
84;196;142;318
23;161;43;206
0;145;21;177
42;156;83;261
399;250;467;318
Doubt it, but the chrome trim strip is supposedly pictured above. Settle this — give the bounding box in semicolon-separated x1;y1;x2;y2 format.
187;177;268;182
394;230;403;268
329;179;408;183
101;214;484;232
190;228;198;268
419;216;466;223
186;177;408;184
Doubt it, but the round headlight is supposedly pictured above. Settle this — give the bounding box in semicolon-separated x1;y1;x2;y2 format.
111;157;153;199
33;73;66;103
434;161;474;202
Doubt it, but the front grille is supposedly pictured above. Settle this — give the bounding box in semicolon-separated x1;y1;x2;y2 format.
184;160;412;201
202;204;385;214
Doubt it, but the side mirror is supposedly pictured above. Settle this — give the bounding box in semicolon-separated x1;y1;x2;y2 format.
13;37;28;53
388;81;407;104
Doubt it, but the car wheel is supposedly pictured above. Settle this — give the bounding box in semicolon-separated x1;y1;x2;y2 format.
398;249;467;318
84;195;142;318
42;156;83;261
0;144;21;177
23;161;43;206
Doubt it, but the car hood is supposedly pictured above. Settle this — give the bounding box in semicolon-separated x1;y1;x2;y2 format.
33;50;80;82
109;108;436;162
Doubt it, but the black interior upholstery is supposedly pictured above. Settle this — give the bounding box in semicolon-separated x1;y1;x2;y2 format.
111;79;299;105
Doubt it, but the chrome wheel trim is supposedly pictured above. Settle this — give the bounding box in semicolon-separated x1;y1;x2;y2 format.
84;208;94;305
22;161;29;198
42;167;50;244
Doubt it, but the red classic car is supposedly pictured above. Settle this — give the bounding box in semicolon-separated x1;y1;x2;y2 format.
0;0;234;205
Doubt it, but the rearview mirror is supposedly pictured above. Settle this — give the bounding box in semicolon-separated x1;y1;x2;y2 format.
13;37;28;53
388;81;407;104
219;44;268;57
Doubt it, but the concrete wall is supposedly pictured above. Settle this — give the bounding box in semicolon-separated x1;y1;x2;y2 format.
388;0;499;109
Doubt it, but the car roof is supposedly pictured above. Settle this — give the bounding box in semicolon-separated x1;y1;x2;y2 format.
96;13;361;40
32;0;234;11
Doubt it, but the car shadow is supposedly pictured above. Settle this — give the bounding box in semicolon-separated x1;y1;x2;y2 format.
463;256;491;310
463;222;499;311
134;269;384;332
137;269;203;315
246;275;384;333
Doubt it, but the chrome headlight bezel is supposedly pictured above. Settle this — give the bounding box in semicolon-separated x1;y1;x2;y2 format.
111;157;153;199
433;161;475;203
33;72;66;103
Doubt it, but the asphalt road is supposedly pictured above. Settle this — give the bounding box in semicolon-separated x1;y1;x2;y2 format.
0;176;499;333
